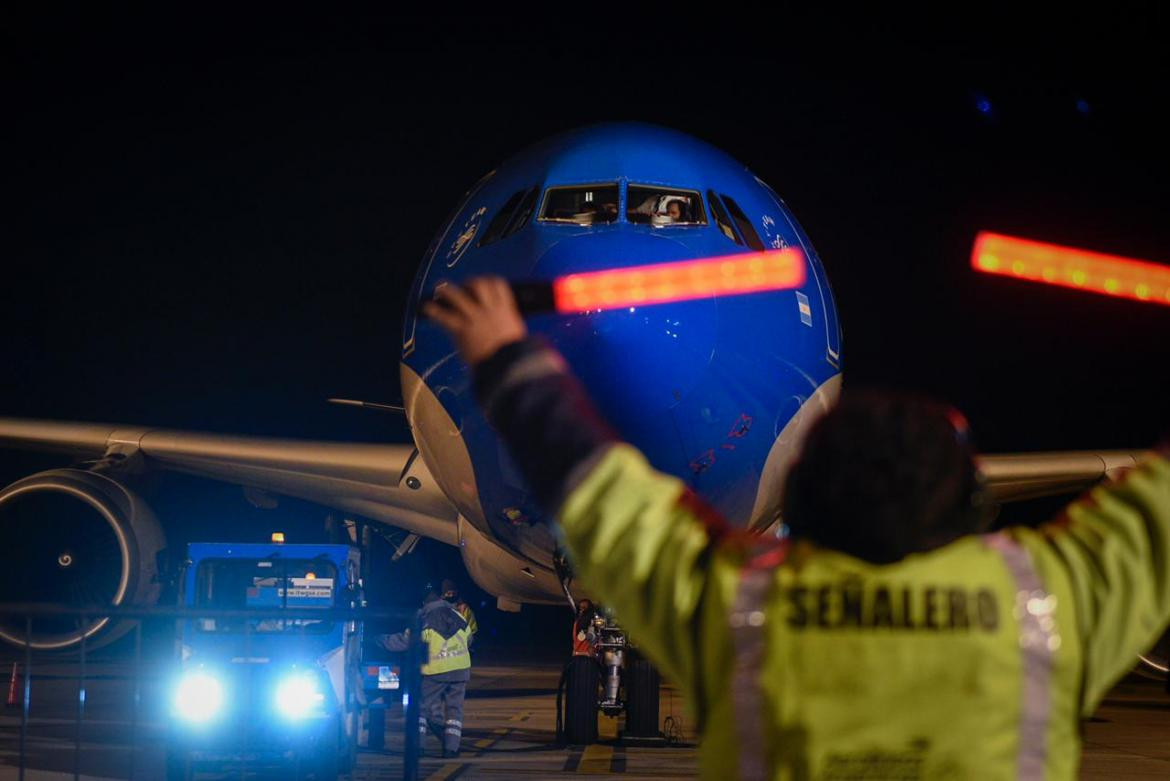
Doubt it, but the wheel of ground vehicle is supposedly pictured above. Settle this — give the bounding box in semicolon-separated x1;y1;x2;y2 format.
624;651;661;738
366;703;386;750
564;655;600;745
342;706;360;770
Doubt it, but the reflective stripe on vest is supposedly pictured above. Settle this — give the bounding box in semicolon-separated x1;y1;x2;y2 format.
985;531;1058;780
730;536;1057;780
730;543;788;781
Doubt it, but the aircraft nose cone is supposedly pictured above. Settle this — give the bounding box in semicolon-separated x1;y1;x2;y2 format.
529;231;717;449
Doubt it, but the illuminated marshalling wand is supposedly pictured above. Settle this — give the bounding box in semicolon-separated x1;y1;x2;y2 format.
972;232;1170;307
509;248;807;315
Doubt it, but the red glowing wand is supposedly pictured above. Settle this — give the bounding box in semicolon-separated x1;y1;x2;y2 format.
510;248;806;315
972;232;1170;307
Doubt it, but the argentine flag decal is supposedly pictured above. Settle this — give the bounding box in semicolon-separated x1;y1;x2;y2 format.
795;291;813;326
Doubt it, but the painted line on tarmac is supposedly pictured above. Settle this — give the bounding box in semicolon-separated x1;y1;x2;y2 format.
472;727;510;751
577;743;614;773
563;746;583;772
424;761;468;780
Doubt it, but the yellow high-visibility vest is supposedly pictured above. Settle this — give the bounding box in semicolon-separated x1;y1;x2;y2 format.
421;610;471;676
559;445;1170;780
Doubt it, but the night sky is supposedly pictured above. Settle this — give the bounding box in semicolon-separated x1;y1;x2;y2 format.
2;11;1168;633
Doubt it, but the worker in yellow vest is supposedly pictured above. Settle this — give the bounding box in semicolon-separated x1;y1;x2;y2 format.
441;578;478;648
380;587;471;757
424;276;1170;780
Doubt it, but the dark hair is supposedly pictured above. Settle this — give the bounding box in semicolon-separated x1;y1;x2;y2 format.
421;582;441;605
781;391;988;564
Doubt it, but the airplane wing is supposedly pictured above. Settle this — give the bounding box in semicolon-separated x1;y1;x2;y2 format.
2;417;1149;529
0;417;459;544
978;450;1150;503
0;418;1155;647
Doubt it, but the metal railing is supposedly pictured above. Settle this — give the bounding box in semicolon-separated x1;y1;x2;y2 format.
0;603;425;781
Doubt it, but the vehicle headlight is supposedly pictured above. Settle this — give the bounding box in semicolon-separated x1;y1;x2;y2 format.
275;673;325;719
173;671;225;723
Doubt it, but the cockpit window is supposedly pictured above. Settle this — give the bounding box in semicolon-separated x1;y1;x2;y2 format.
719;194;766;251
707;190;743;245
538;184;620;225
478;189;528;247
627;186;707;226
502;187;539;238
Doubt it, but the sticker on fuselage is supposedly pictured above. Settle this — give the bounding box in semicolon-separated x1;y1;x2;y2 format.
445;206;486;267
761;214;790;250
796;291;813;326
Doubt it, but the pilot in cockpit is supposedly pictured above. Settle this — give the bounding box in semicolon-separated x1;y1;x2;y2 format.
575;200;618;225
630;194;689;224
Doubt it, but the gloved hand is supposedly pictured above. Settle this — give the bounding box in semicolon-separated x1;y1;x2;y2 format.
423;276;528;366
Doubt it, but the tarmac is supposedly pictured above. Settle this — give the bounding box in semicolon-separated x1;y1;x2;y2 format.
0;652;1168;779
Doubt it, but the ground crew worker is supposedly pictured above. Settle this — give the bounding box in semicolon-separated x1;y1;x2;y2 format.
379;587;471;757
424;276;1170;780
441;578;478;647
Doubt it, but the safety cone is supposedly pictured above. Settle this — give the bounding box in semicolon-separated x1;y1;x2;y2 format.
6;663;21;707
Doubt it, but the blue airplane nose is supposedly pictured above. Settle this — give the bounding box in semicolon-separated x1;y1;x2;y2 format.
527;230;717;453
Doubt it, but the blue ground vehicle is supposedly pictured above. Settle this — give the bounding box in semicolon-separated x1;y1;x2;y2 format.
166;541;363;780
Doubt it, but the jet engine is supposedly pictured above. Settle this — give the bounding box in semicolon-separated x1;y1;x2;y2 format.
0;469;164;650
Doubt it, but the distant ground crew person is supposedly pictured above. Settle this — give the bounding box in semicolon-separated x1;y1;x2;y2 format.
441;578;478;647
380;587;471;757
424;277;1170;781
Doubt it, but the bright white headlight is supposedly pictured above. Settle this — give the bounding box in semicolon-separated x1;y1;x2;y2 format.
275;673;324;719
174;671;225;722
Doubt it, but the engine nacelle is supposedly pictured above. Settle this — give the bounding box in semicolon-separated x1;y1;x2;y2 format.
0;469;164;650
454;515;566;609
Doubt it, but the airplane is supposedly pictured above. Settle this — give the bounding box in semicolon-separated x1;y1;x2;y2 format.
0;123;1152;664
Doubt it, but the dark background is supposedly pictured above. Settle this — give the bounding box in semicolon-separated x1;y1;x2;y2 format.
2;10;1168;647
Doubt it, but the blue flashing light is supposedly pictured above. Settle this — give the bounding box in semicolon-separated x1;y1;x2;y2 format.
975;96;993;115
1076;99;1091;115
